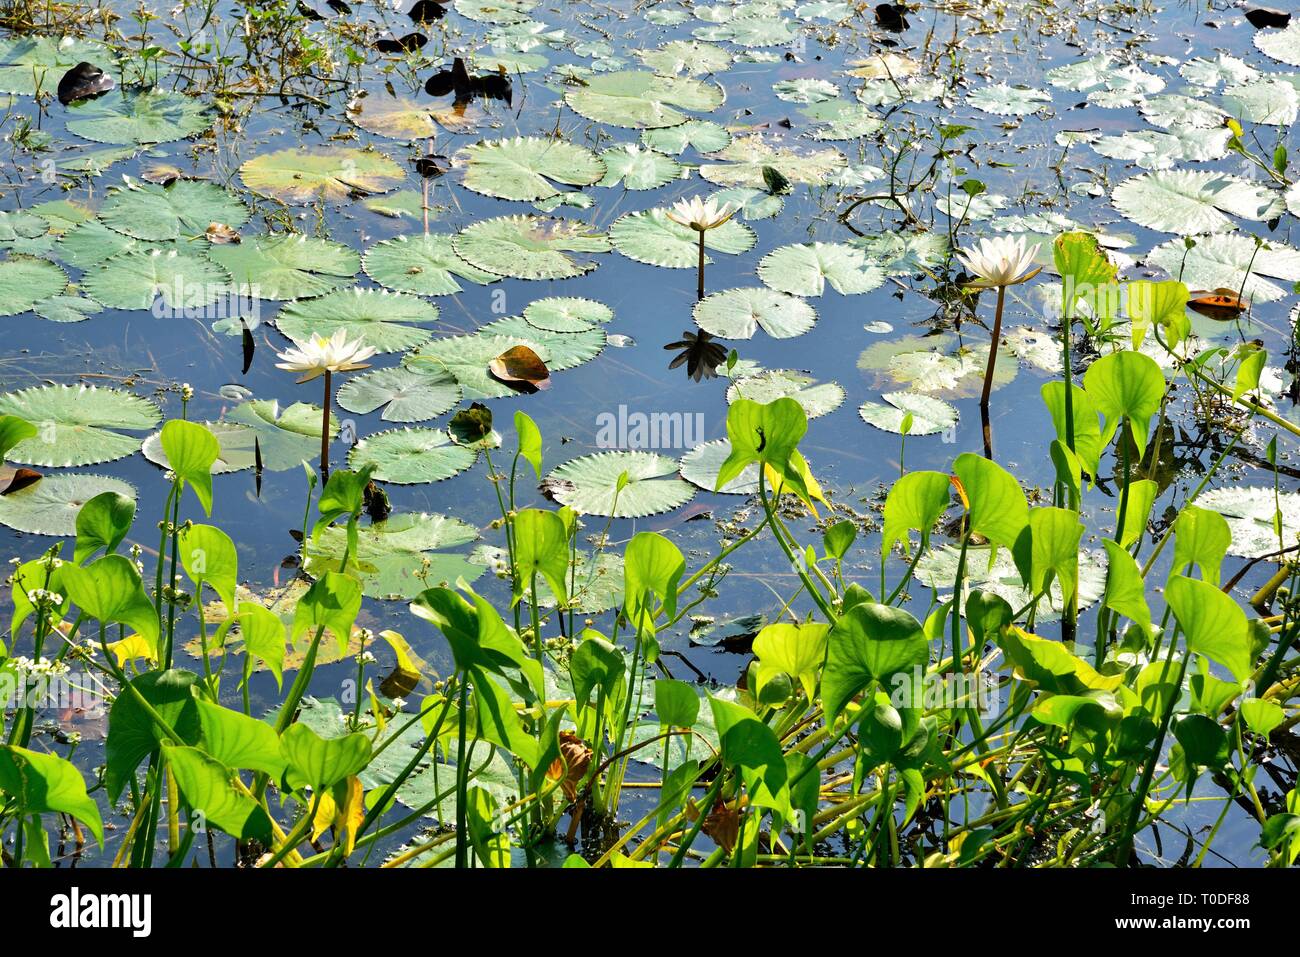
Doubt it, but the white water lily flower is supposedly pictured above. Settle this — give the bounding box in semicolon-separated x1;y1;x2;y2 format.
275;329;376;382
666;195;739;231
955;235;1041;288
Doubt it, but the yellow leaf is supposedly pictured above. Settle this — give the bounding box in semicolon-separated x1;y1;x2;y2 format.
107;633;156;668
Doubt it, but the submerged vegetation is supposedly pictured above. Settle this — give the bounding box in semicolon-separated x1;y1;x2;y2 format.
0;0;1298;870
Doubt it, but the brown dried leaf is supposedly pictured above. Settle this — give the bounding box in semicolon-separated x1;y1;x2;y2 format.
489;344;550;391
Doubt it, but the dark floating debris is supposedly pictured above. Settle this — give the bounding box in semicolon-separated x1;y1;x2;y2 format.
326;0;352;13
295;1;326;21
57;62;114;106
375;32;428;54
1245;7;1290;29
412;153;449;178
425;57;512;106
408;0;446;22
874;2;910;32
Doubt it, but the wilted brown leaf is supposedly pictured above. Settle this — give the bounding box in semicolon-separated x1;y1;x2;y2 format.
489;344;550;391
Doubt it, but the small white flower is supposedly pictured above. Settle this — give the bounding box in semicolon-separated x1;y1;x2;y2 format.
665;195;739;232
955;235;1040;288
275;329;376;383
390;697;407;710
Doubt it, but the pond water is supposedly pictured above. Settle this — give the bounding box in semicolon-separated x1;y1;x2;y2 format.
0;0;1297;867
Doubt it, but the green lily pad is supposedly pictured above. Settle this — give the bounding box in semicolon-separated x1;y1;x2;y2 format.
694;287;816;340
726;369;844;418
638;40;731;76
0;256;68;316
478;316;605;370
679;438;759;494
0;36;112;96
452;215;609;280
33;295;103;323
99;179;249;242
1111;170;1283;235
641;119;732;155
522;296;613;332
698;134;846;188
336;365;462;423
454;0;536;24
142;421;258;473
225;400;338;472
1147;233;1300;304
275;288;439;354
967;83;1051;116
305;512;482;600
409;332;549;400
239;147;404;204
800;99;884;140
348;427;478;485
66;90;211;145
55;220;163;269
609;207;755;268
0;384;159;467
757;242;885;297
363;234;500;296
1197;487;1300;558
209;234;358;301
543;451;695;518
0;473;135;536
348;93;476;141
81;249;231;311
458;136;605;201
564;71;724;129
597;145;682;190
1255;21;1300;68
859;392;959;435
858;333;1017;399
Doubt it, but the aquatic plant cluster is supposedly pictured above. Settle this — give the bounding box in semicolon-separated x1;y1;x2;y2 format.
0;0;1298;870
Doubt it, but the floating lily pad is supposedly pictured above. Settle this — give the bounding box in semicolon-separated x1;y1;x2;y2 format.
33;295;103;324
0;37;112;96
479;316;605;370
209;234;358;301
1221;78;1299;126
363;234;499;296
544;451;695;518
55;220;162;269
410;332;548;400
1091;127;1231;171
458;136;604;201
638;40;731;76
1197;487;1300;558
597;144;682;190
773;78;839;104
0;256;68;316
348;427;477;485
757;242;885;297
99;180;249;242
275;288;439;354
362;191;428;220
452;215;609;280
727;369;844;418
916;545;1106;621
82;248;231;311
1147;234;1300;305
0;473;134;536
0;384;159;467
679;438;759;494
142;421;257;473
708;186;783;220
967;83;1051;116
226;400;337;471
337;366;462;423
609;207;755;268
66;90;210;145
858;334;1017;399
640;119;732;154
800;99;884;140
348;93;476;140
1111;170;1283;234
564;71;724;129
859;392;959;435
239;147;404;204
699;135;846;188
850;232;949;274
1138;93;1227;130
694;16;795;47
522;296;612;332
694;287;816;340
305;512;481;599
455;0;535;24
1255;21;1300;68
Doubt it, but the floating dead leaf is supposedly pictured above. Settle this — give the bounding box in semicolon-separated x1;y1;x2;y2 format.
140;164;182;186
0;465;42;495
489;344;550;391
1245;7;1290;29
206;222;241;244
57;62;114;106
1189;288;1248;321
686;797;745;852
546;731;592;801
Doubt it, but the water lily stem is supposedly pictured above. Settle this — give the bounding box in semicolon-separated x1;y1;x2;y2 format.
320;369;332;483
696;231;705;300
979;284;1006;409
